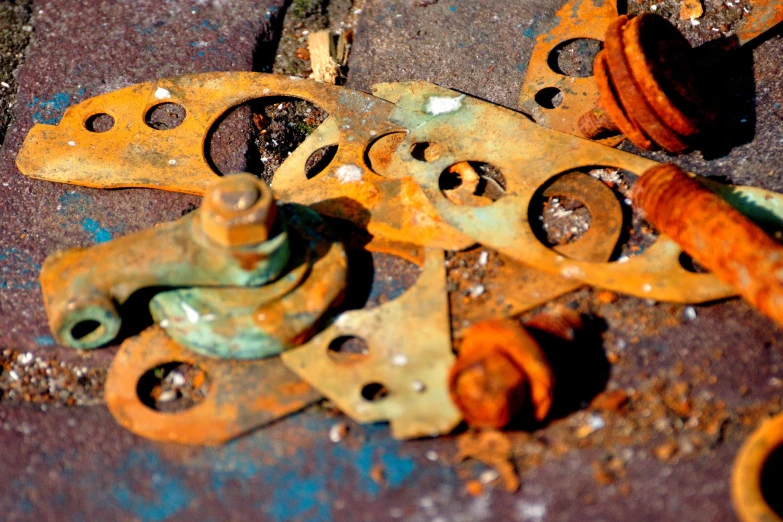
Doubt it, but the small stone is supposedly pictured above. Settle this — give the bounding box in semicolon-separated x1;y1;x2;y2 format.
329;422;348;443
684;306;697;320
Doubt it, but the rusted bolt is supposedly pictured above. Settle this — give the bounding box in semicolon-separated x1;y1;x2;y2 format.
578;14;707;153
448;318;556;429
633;164;783;329
198;173;278;247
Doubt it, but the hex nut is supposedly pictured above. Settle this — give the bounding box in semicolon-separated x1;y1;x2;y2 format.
199;173;278;247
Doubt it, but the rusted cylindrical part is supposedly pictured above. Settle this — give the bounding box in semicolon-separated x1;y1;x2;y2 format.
633;164;783;329
449;318;555;429
578;107;619;140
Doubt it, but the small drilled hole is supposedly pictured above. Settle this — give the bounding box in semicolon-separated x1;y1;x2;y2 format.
145;102;186;130
535;87;563;109
678;252;709;273
410;142;442;162
361;382;389;402
328;335;369;363
305;145;338;179
84;113;115;132
71;320;101;341
438;161;507;205
137;361;209;413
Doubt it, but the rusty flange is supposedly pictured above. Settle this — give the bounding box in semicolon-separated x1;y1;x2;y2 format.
281;249;461;440
384;81;783;302
15;73;474;261
105;327;322;445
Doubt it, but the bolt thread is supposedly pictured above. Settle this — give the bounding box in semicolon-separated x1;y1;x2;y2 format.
633;164;783;328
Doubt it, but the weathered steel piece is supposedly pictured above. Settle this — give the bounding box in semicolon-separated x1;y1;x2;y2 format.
149;204;348;359
736;0;783;45
105;327;322;445
580;15;701;153
40;175;293;350
449;319;555;429
15;72;474;258
731;411;783;522
633;164;783;329
281;249;461;439
517;0;620;143
385;81;783;302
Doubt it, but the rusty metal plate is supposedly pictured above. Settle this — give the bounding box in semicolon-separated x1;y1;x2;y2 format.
105;327;322;445
281;249;461;439
15;72;474;256
384;82;783;302
517;0;619;142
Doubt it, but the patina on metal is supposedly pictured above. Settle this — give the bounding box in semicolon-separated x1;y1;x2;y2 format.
15;72;474;262
384;81;783;302
105;327;323;445
281;249;462;440
150;203;348;360
634;164;783;329
40;174;292;350
731;411;783;522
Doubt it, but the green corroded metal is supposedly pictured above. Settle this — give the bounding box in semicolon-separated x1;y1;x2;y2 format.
150;204;348;360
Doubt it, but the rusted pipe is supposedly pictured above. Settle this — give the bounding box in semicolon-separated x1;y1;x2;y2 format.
633;164;783;329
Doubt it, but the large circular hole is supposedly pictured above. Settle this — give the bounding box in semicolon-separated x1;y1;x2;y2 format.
137;361;208;413
361;382;389;402
548;38;603;78
535;87;563;109
70;320;102;341
410;141;442;162
305;144;338;179
84;113;115;133
761;444;783;518
438;161;506;206
537;195;593;246
206;97;328;182
327;335;369;363
145;102;186;130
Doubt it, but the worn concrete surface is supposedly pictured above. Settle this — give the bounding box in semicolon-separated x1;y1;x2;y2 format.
1;0;782;520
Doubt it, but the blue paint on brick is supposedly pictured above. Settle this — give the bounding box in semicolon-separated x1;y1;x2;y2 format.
34;335;55;346
27;88;85;125
110;450;195;522
0;248;41;290
81;218;113;243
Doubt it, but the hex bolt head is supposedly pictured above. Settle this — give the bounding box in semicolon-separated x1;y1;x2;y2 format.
199;173;278;247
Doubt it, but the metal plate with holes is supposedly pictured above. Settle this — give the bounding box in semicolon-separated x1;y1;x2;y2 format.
281;249;461;440
105;327;323;445
15;72;474;261
383;81;783;302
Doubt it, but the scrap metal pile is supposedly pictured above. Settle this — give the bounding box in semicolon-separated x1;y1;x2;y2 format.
13;3;783;521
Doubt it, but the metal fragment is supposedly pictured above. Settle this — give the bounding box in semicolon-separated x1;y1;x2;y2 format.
384;82;772;302
449;318;555;429
15;73;474;259
105;327;322;445
731;411;783;522
633;164;783;329
281;249;461;439
517;0;620;143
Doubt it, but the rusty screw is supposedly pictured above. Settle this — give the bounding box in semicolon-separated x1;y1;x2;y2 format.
633;164;783;329
198;173;278;247
448;311;581;429
578;14;707;153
